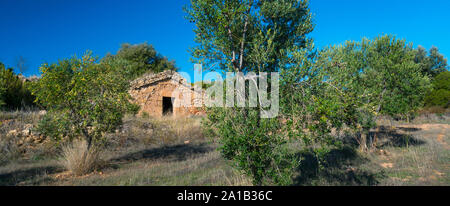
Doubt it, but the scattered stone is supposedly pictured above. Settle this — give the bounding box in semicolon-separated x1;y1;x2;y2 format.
380;162;394;168
7;130;18;137
21;129;30;136
18;124;33;136
145;129;154;135
376;149;390;156
434;170;445;177
25;136;34;143
346;167;356;172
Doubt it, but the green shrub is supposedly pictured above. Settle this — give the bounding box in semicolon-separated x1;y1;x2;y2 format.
102;43;177;81
31;51;138;151
0;62;35;110
425;71;450;108
204;107;298;186
35;111;77;144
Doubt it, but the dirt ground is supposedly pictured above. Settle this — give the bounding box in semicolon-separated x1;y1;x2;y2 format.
371;122;449;185
1;112;449;186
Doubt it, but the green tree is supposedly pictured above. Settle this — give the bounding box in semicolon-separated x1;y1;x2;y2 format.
0;63;6;108
414;46;448;77
185;0;313;73
187;0;314;185
32;52;138;150
279;44;349;173
103;43;177;80
316;35;431;150
425;71;450;108
0;62;35;110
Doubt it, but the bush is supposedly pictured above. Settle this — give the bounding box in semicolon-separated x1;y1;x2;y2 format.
425;71;450;108
35;111;77;143
60;140;102;176
102;43;177;81
0;62;35;110
31;51;138;150
204;107;298;186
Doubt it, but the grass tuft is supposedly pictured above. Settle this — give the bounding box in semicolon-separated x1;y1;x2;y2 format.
60;140;102;176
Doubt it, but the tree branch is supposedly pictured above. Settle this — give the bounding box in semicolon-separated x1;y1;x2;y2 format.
239;0;253;71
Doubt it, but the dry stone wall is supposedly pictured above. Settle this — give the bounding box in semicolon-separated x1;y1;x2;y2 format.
129;71;205;117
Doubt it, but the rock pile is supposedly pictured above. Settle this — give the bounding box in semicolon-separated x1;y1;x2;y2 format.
7;124;47;146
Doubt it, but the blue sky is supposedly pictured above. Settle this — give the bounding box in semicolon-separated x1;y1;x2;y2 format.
1;0;449;78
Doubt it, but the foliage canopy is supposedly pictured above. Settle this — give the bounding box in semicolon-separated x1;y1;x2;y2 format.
425;71;450;108
0;62;35;110
103;43;177;80
188;0;315;185
32;52;138;149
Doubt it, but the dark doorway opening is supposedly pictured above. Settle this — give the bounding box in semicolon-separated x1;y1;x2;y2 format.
163;97;174;116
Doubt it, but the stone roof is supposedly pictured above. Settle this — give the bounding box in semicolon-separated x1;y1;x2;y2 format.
18;74;40;83
130;70;187;90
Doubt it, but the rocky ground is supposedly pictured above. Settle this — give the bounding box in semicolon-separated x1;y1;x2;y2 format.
0;111;449;186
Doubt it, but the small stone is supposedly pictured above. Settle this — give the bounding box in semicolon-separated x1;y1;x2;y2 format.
7;130;18;137
25;136;34;143
21;129;31;136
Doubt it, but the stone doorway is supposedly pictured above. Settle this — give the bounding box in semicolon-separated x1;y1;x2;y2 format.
163;97;174;116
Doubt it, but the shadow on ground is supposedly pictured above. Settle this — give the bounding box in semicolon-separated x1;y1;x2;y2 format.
110;143;214;165
0;165;62;186
371;126;426;148
294;125;428;186
294;146;383;186
0;143;213;185
340;126;426;148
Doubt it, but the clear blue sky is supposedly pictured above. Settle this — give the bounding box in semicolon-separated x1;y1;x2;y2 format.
1;0;449;78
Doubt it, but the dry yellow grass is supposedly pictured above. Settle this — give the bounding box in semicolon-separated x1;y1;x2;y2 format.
60;140;103;176
1;111;448;186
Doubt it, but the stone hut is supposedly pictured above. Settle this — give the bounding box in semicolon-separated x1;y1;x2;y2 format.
129;70;205;117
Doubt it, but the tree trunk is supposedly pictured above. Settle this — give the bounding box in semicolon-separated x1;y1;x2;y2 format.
372;126;379;148
372;116;380;148
359;128;367;152
82;128;93;151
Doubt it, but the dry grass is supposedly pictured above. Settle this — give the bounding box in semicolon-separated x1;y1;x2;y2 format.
0;111;448;186
0;110;53;165
108;115;205;148
372;122;450;186
60;140;103;176
0;135;21;165
52;149;252;186
419;107;450;115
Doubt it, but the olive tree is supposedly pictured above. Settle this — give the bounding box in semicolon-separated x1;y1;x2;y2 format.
102;43;177;80
186;0;314;185
32;52;138;150
315;35;431;150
